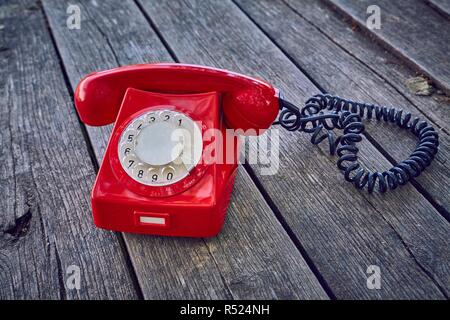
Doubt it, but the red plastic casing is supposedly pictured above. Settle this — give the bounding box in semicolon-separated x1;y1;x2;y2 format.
74;63;279;237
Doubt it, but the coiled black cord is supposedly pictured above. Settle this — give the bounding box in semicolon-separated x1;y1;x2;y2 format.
278;93;439;193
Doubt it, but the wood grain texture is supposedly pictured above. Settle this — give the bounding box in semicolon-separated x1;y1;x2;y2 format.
127;167;327;299
426;0;450;18
284;0;450;133
235;0;450;224
0;0;139;299
327;0;450;95
138;0;450;298
42;0;327;299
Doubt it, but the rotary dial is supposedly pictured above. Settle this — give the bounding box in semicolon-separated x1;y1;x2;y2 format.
118;109;203;186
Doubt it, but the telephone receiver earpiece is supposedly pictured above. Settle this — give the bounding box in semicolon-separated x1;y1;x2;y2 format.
75;63;280;134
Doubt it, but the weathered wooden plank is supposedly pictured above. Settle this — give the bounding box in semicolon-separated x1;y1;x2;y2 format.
235;0;450;222
138;0;450;298
128;167;327;299
327;0;450;95
0;0;139;299
280;0;450;133
42;0;327;299
426;0;450;19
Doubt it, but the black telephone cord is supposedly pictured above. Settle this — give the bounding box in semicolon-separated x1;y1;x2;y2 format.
277;93;439;193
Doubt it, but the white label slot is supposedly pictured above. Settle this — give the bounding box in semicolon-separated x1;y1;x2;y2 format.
139;216;166;225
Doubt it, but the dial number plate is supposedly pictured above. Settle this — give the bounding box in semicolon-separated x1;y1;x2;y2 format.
118;109;203;186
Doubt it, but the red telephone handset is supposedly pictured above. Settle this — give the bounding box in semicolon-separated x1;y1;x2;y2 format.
75;63;279;237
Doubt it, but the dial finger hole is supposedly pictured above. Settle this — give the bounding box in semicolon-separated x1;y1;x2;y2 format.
132;164;148;180
120;143;134;157
133;119;145;130
124;129;138;144
123;155;138;170
145;112;157;124
160;110;173;122
172;113;186;127
147;167;160;183
162;166;176;182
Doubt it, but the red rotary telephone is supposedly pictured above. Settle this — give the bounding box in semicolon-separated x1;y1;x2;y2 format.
75;63;438;237
75;63;279;237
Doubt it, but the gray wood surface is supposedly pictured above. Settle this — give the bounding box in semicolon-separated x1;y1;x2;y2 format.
0;0;139;299
3;0;450;300
283;0;450;133
235;0;450;221
42;0;327;299
426;0;450;18
138;0;450;298
328;0;450;95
